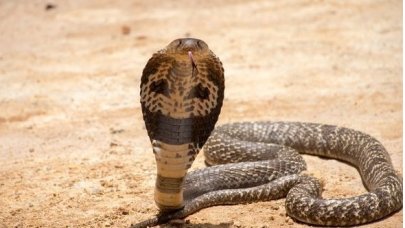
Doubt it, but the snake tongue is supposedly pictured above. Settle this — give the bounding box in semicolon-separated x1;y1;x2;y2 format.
188;51;198;76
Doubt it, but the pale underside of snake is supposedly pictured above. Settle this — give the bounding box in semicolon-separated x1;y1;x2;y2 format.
133;38;402;227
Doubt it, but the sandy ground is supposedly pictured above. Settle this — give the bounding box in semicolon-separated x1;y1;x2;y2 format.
0;0;402;227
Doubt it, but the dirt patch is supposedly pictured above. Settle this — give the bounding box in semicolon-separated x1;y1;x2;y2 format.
0;0;402;227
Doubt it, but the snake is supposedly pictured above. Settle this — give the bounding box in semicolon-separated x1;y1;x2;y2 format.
133;38;402;227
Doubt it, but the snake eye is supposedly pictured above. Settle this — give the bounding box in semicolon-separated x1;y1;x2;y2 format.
187;83;210;100
150;79;169;97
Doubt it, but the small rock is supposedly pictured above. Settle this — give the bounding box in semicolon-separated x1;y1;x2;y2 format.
271;205;279;210
118;207;129;215
100;180;114;188
285;217;295;225
114;164;124;169
10;208;22;216
110;128;124;134
45;3;56;11
121;26;131;35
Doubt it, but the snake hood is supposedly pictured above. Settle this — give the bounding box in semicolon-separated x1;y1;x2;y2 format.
140;38;224;210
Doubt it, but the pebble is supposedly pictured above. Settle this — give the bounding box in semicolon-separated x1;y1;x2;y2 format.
45;3;56;11
121;26;131;35
121;210;129;215
271;205;279;210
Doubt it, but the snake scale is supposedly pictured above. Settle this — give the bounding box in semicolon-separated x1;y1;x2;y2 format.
133;38;402;227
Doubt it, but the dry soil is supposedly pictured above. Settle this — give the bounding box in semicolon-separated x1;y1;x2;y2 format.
0;0;402;227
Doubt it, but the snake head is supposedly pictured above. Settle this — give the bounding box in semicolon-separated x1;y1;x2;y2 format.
140;38;224;211
166;38;209;54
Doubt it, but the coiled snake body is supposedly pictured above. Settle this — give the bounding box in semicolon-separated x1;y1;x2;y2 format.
134;38;402;227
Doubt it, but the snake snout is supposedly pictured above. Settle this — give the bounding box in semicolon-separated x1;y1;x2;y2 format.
169;38;208;53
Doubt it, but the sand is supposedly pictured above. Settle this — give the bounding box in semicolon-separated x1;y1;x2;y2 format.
0;0;402;227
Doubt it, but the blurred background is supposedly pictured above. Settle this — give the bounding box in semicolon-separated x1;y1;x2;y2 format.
0;0;402;227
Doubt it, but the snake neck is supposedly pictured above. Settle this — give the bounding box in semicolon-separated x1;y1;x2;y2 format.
153;141;199;211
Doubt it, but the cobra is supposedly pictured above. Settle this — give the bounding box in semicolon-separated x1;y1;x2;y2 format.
140;38;224;211
135;38;402;227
